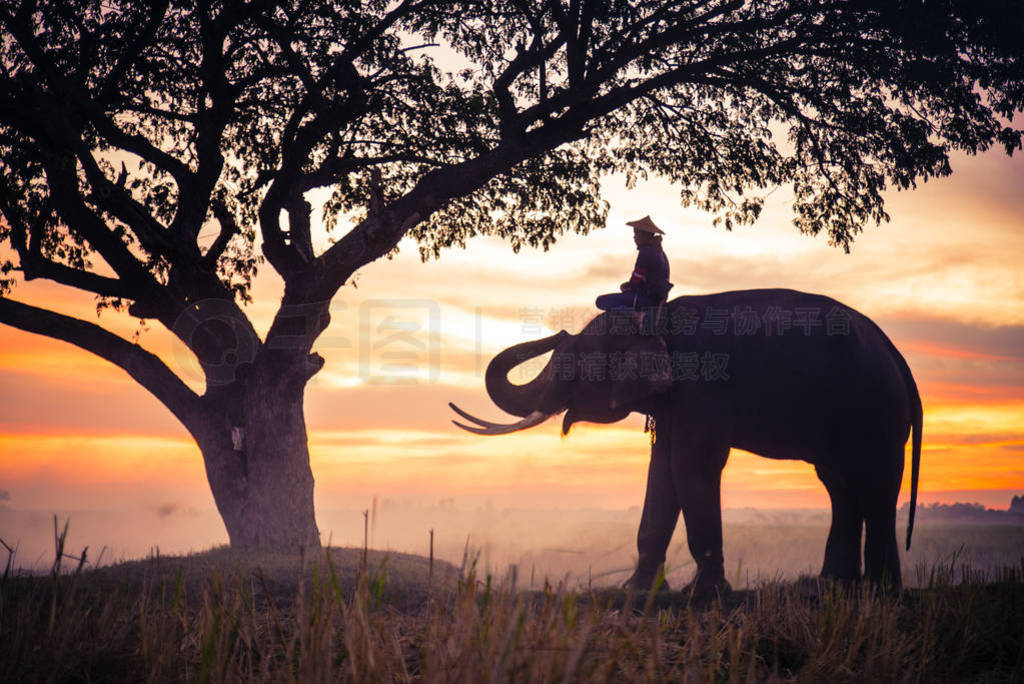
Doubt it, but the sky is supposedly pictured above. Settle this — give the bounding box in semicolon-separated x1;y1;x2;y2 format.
1;143;1023;565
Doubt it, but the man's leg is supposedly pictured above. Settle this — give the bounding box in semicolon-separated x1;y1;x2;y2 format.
595;292;637;311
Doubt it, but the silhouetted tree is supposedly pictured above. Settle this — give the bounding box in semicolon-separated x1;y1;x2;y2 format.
1010;495;1024;515
1;1;1021;548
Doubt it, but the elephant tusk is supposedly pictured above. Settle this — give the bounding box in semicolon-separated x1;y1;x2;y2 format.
451;420;494;435
448;402;509;429
449;406;553;435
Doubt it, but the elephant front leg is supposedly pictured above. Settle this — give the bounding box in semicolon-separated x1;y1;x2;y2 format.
626;425;680;591
673;442;731;596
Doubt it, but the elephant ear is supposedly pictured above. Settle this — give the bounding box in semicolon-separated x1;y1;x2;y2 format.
609;334;672;411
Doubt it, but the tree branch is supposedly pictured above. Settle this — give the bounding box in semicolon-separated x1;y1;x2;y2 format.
298;153;443;192
170;3;234;243
308;131;572;303
0;193;131;298
74;146;191;259
492;24;568;140
98;1;171;105
521;31;808;134
0;6;192;184
284;193;314;263
202;200;239;269
41;153;170;301
334;0;422;68
0;296;203;433
566;0;594;88
258;185;307;281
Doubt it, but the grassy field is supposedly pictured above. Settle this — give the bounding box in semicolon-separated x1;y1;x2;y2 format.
3;534;1023;682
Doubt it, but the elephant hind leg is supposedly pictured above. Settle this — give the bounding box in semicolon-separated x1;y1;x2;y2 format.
863;487;902;589
816;465;863;583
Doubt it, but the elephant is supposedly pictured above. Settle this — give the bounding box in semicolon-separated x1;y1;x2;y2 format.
451;288;922;593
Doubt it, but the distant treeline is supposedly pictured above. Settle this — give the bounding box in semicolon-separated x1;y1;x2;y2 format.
895;497;1024;524
720;497;1024;526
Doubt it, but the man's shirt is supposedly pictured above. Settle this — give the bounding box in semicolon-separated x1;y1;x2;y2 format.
628;244;671;299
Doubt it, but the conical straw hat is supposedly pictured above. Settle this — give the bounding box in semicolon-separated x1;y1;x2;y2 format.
625;216;664;235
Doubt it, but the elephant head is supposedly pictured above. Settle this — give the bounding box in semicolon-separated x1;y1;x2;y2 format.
451;311;672;435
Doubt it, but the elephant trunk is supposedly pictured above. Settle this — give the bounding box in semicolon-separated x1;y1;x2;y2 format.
485;331;569;417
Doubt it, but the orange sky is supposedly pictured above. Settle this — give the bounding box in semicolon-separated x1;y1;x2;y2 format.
1;147;1023;560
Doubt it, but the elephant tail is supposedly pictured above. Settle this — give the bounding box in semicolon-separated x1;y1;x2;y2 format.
870;315;923;551
902;352;923;552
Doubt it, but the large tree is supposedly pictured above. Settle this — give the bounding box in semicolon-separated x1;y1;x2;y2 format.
1;0;1021;549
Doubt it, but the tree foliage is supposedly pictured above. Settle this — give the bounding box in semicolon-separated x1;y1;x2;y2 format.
2;1;1021;315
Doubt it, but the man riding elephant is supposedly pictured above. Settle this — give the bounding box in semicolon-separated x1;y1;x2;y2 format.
452;217;921;596
595;216;673;312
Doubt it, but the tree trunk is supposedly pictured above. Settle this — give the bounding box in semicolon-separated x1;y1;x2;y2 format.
197;363;320;550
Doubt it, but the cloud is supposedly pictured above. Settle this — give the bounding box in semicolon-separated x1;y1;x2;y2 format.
924;432;1024;447
0;489;9;501
878;316;1024;362
306;382;499;432
156;503;179;518
584;252;799;294
920;382;1024;405
908;356;1024;395
0;369;189;437
313;432;468;449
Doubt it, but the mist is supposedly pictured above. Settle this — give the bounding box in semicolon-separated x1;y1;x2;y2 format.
3;498;1021;589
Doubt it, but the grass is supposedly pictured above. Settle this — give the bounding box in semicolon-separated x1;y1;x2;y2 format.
2;535;1023;682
